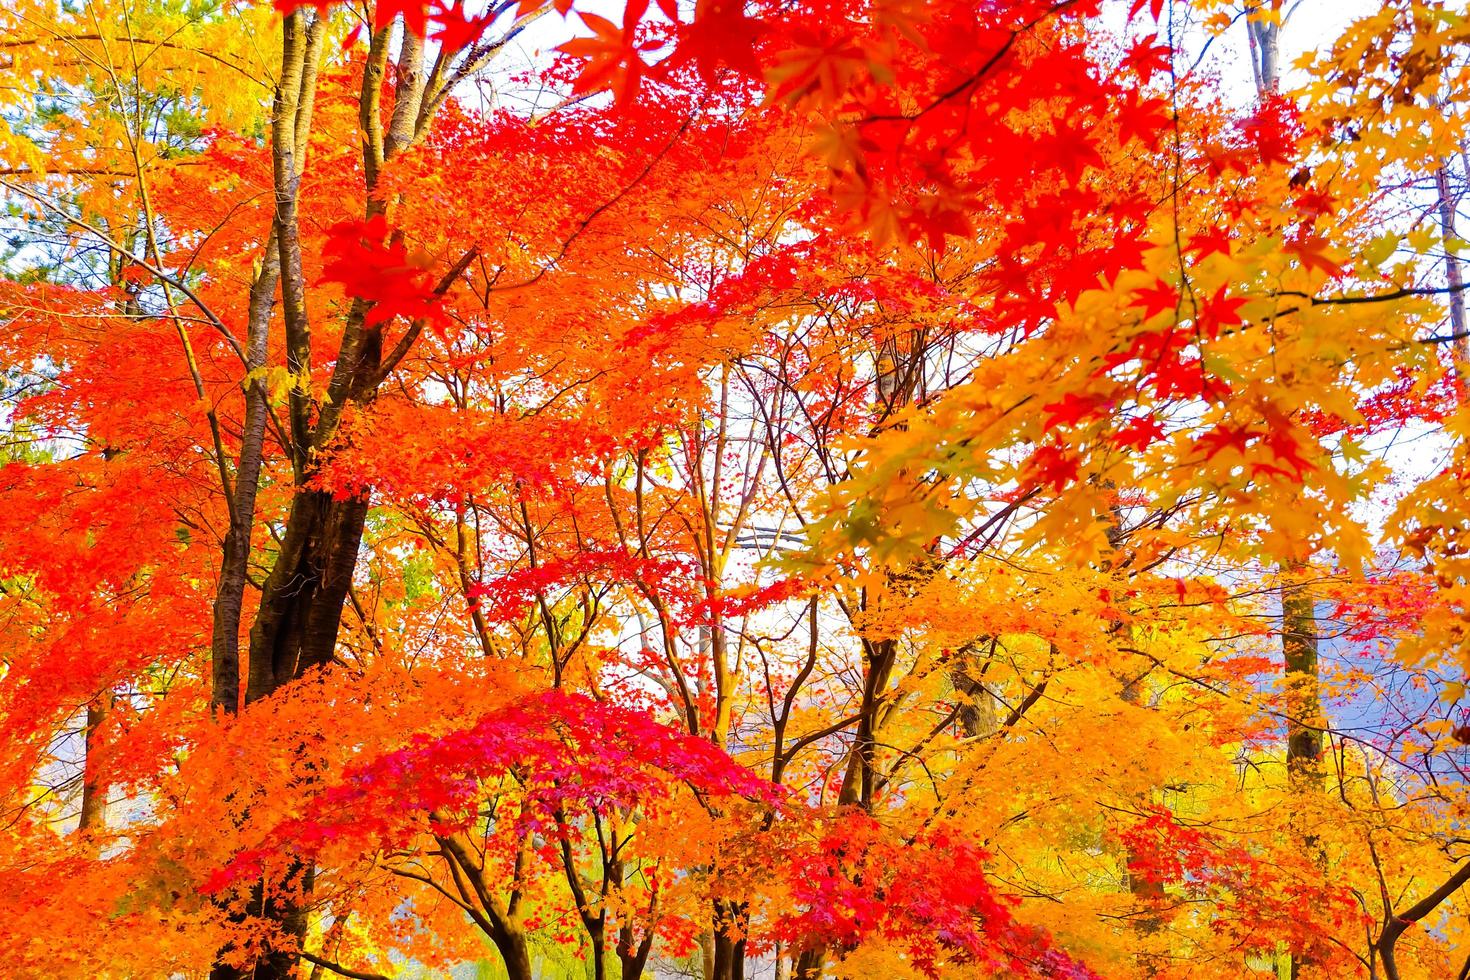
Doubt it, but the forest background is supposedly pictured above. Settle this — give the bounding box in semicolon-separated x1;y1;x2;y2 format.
2;0;1470;978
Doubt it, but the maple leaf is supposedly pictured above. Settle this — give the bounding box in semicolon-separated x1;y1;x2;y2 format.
1027;441;1081;490
1127;0;1166;21
1117;95;1172;148
373;0;427;35
558;6;661;105
1112;415;1165;450
1042;391;1110;432
674;0;766;80
1153;356;1228;401
1196;422;1254;461
1131;279;1179;320
1037;122;1106;183
1124;36;1172;84
1284;233;1346;278
430;0;494;52
1292;186;1336;217
1196;283;1248;339
1239;95;1301;167
319;215;445;327
766;31;869;106
273;0;334;14
1185;226;1232;259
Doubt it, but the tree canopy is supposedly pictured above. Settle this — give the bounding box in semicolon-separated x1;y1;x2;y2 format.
2;0;1470;978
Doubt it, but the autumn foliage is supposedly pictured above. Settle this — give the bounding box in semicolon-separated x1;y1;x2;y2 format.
3;0;1470;977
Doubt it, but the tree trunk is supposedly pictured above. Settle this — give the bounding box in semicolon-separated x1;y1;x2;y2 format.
1282;568;1323;785
711;899;747;980
699;930;715;980
848;637;898;807
1433;161;1470;388
1282;566;1322;980
1101;496;1165;970
490;927;534;980
207;13;334;976
1119;669;1165;973
950;640;998;738
1245;4;1280;94
245;488;372;702
793;948;825;980
78;697;109;834
210;227;280;715
616;918;655;980
210;864;314;980
202;8;511;974
1243;16;1327;979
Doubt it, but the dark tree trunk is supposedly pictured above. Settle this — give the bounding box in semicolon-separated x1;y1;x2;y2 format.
1282;570;1322;784
711;899;747;980
202;6;500;975
950;640;998;738
793;947;825;980
245;488;372;703
210;865;314;980
616;919;655;980
210;228;279;715
1118;669;1165;976
490;927;534;980
78;697;109;834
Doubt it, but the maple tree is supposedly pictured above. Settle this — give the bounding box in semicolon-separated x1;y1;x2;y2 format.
3;0;1470;977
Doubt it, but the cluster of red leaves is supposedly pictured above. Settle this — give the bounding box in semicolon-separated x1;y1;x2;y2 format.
620;245;805;353
1194;418;1315;482
466;548;804;630
1304;367;1457;438
680;578;809;627
205;689;775;893
1324;572;1439;644
319;214;446;328
312;405;636;505
1237;95;1305;170
1121;807;1365;965
273;0;1179;259
772;814;1099;979
466;550;696;623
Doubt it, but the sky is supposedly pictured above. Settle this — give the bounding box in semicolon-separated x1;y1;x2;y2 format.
1193;0;1381;95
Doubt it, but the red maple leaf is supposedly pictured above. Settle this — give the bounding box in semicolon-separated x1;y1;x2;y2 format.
1028;441;1080;491
674;0;766;80
1112;416;1165;450
1117;95;1171;148
430;0;494;52
1196;422;1255;460
1284;234;1345;278
1131;280;1179;320
1239;96;1300;168
320;215;444;327
1128;0;1167;20
1196;283;1248;339
559;3;661;105
1043;391;1110;432
1185;226;1232;260
1124;36;1172;84
273;0;334;15
373;0;427;35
